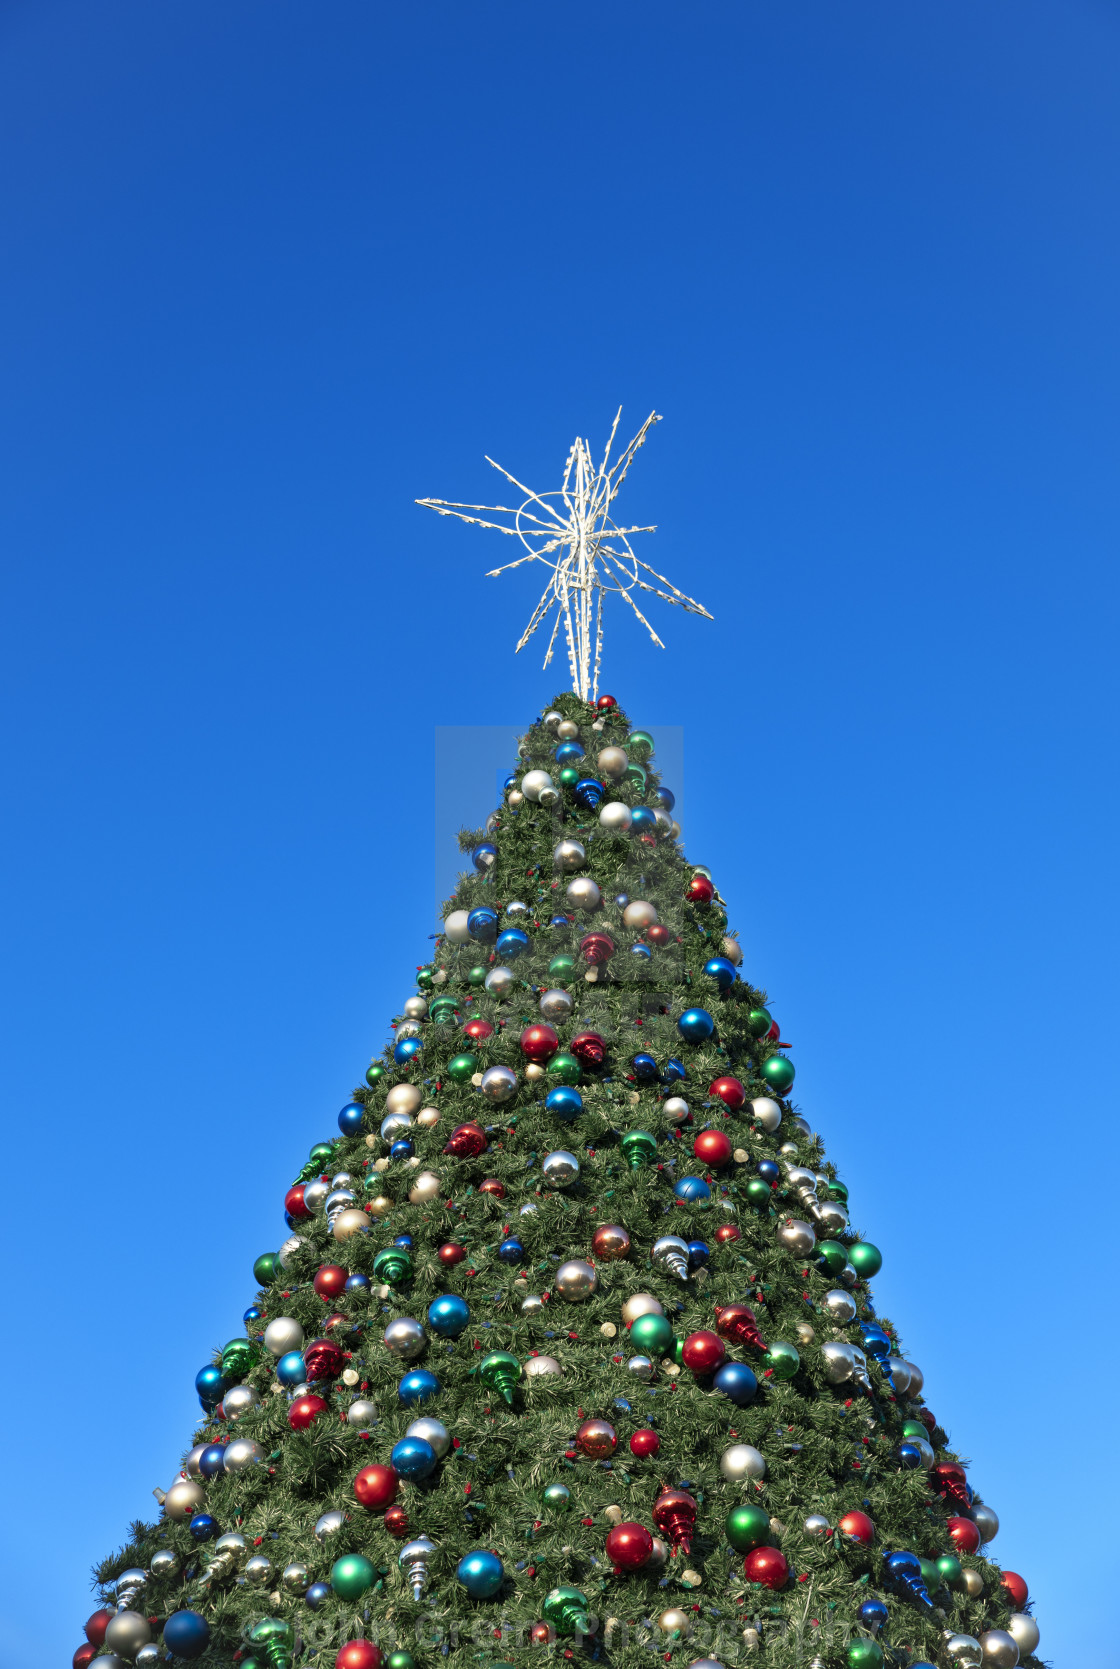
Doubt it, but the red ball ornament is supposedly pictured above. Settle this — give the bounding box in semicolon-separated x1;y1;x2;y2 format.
766;1021;780;1042
646;923;671;946
438;1241;467;1265
314;1264;348;1300
652;1488;697;1553
520;1023;560;1062
73;1646;97;1669
285;1183;312;1219
336;1644;383;1669
84;1613;113;1648
304;1337;345;1381
680;1329;727;1374
708;1075;746;1111
591;1223;632;1260
687;875;714;904
463;1017;494;1042
946;1516;981;1556
693;1128;733;1166
715;1303;766;1351
384;1505;411;1538
1000;1570;1028;1608
570;1030;606;1066
579;933;615;965
596;694;617;711
575;1418;617;1457
715;1223;742;1244
628;1427;661;1458
444;1121;488;1157
288;1393;329;1431
743;1547;789;1589
931;1461;970;1510
531;1624;556;1646
605;1521;654;1572
837;1510;875;1546
324;1311;349;1332
479;1177;506;1199
353;1463;399;1511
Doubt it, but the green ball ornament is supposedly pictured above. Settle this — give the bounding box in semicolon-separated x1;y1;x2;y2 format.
543;1483;573;1511
547;1052;582;1085
416;968;435;991
447;1052;479;1083
901;1420;927;1441
627;730;654;761
848;1641;883;1669
253;1253;280;1287
936;1554;963;1587
673;1336;685;1365
548;954;576;979
747;1008;772;1038
630;1312;673;1355
221;1338;258;1380
725;1504;771;1551
331;1553;375;1599
828;1179;849;1203
388;1653;417;1669
764;1341;800;1381
559;766;580;787
815;1240;849;1274
746;1177;773;1210
849;1241;883;1278
918;1557;941;1593
468;965;487;986
366;1062;386;1086
761;1054;795;1095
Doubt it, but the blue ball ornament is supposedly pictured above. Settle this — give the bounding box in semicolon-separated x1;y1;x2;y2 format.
661;1057;687;1084
276;1351;307;1387
555;741;585;763
188;1513;220;1542
674;1175;711;1202
630;942;652;960
546;1086;582;1119
456;1549;505;1599
496;927;529;960
391;1436;438;1480
614;893;630;907
304;1582;331;1610
897;1443;923;1470
703;956;737;990
713;1361;758;1406
858;1598;889;1634
243;1305;261;1325
398;1369;440;1406
630;805;657;834
390;1138;414;1159
472;842;498;872
756;1159;779;1184
394;1234;414;1249
194;1364;227;1411
549;913;573;932
198;1444;226;1479
655;786;676;811
677;1007;715;1043
631;1052;659;1081
467;906;499;943
574;777;604;808
428;1293;470;1337
861;1322;891;1358
503;772;517;790
163;1610;211;1659
345;1273;370;1293
687;1240;710;1267
497;1237;525;1264
338;1101;365;1136
394;1036;423;1064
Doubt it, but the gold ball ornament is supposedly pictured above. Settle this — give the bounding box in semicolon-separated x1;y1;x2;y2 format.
555;1258;598;1300
961;1568;984;1598
164;1479;206;1521
621;1292;664;1326
417;1107;440;1128
408;1170;442;1204
332;1208;371;1240
796;1322;816;1345
659;1610;691;1638
386;1084;422;1118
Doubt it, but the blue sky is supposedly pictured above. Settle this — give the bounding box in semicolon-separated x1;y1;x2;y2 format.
2;2;1118;1664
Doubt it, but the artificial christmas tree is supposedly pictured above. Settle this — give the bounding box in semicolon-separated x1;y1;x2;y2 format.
82;419;1040;1669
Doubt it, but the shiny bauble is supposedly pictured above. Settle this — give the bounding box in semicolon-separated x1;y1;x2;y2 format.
681;1330;726;1374
658;1608;691;1638
104;1613;151;1657
462;1017;493;1044
150;1548;180;1580
803;1513;830;1535
749;1096;782;1133
314;1263;348;1300
408;1170;442;1204
456;1549;504;1598
646;922;672;945
742;1546;789;1589
187;1512;219;1542
653;1488;698;1552
677;1007;714;1042
346;1398;378;1428
302;1178;330;1213
708;1075;745;1112
313;1509;347;1543
599;800;633;833
693;1127;733;1165
822;1289;857;1323
555;1258;597;1299
398;1369;440;1405
476;1064;516;1104
305;1581;332;1607
437;1241;466;1267
542;1148;580;1187
605;1521;653;1571
164;1478;206;1521
816;1239;849;1275
631;1050;659;1080
479;1175;507;1198
838;1510;875;1545
244;1553;273;1586
519;1023;559;1064
817;1199;849;1234
498;1238;525;1263
331;1207;369;1240
720;1443;766;1482
354;1462;399;1511
687;874;714;904
848;1642;884;1669
715;1223;742;1244
427;1294;469;1338
383;1316;426;1359
629;1426;661;1457
849;1241;883;1278
444;909;471;943
663;1094;690;1123
331;1552;375;1598
162;1611;211;1659
336;1645;383;1669
652;1233;691;1278
713;1361;759;1405
621;1291;664;1325
383;1506;410;1538
776;1217;816;1256
224;1438;264;1472
972;1503;1000;1542
725;1503;771;1552
566;876;601;911
539;989;574;1024
195;1363;227;1410
1000;1572;1029;1608
592;1223;631;1259
947;1516;982;1555
253;1252;280;1286
630;1311;673;1355
543;1481;573;1511
444;1119;488;1157
553;838;587;872
764;1340;800;1380
549;1050;586;1084
576;1417;617;1457
197;1443;225;1478
484;965;515;998
372;1246;414;1285
598;746;628;778
1006;1616;1039;1656
622;1129;658;1169
496;927;530;961
944;1637;983;1669
623;899;658;929
391;1435;438;1480
524;1353;563;1378
304;1335;344;1380
338;1101;366;1137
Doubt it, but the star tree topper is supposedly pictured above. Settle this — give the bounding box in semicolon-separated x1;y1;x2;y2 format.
416;410;712;702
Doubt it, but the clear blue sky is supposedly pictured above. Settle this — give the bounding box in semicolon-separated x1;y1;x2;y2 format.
2;2;1117;1664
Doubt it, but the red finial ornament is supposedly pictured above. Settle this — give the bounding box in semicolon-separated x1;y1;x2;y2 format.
652;1488;697;1553
715;1303;767;1352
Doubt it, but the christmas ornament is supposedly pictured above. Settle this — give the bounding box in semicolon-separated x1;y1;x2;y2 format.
703;957;737;990
1006;1616;1039;1656
822;1289;857;1324
195;1364;227;1410
838;1511;874;1545
719;1443;766;1482
725;1504;771;1551
398;1369;440;1405
305;1582;331;1608
384;1506;410;1538
622;1129;658;1169
542;1586;592;1637
542;1148;581;1186
944;1638;983;1669
764;1341;800;1380
548;1051;583;1083
591;1222;631;1260
555;1259;598;1299
428;1294;470;1337
444;1120;488;1157
693;1128;732;1165
776;1218;816;1256
947;1516;981;1555
314;1510;346;1541
104;1615;151;1658
742;1547;788;1589
761;1055;795;1094
333;1207;372;1240
882;1551;931;1606
398;1535;439;1600
629;1427;660;1457
630;1311;673;1354
681;1330;726;1374
331;1554;375;1598
524;1354;563;1378
651;1234;690;1278
804;1514;830;1535
971;1503;999;1542
253;1253;280;1286
305;1337;344;1380
336;1644;383;1669
480;1350;522;1403
576;1418;617;1457
677;1007;714;1042
354;1464;399;1510
162;1612;211;1659
437;1241;467;1266
749;1097;782;1133
658;1609;691;1638
707;1076;745;1112
652;1488;697;1552
391;1436;438;1480
687;875;714;904
1000;1572;1028;1608
599;801;633;834
338;1102;365;1137
715;1304;766;1351
714;1361;758;1404
244;1553;273;1585
313;1264;347;1301
543;1482;572;1510
848;1241;882;1278
857;1599;888;1634
539;989;574;1023
848;1642;883;1669
222;1438;263;1475
372;1245;414;1282
164;1479;206;1521
498;1238;525;1263
663;1094;690;1122
687;1238;710;1267
456;1549;504;1598
621;1292;664;1325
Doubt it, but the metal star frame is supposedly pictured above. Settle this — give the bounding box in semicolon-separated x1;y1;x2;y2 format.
416;409;712;701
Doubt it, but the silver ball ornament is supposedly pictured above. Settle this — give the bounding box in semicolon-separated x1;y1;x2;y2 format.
622;900;658;929
627;1355;655;1381
381;1111;413;1140
115;1568;147;1600
541;1149;580;1187
404;995;428;1020
325;1187;356;1214
521;1294;544;1314
332;1207;370;1241
557;719;580;740
597;745;628;777
820;1341;856;1384
408;1169;442;1204
303;1178;329;1212
804;1514;831;1535
524;1353;563;1378
277;1234;304;1267
484;964;515;997
507;789;524;807
444;909;472;943
553;838;587;871
543;710;562;730
651;1234;690;1279
749;1097;782;1133
1006;1616;1039;1656
245;1553;273;1587
213;1533;247;1563
481;1064;518;1103
407;1415;451;1456
779;1141;800;1158
979;1633;1018;1669
539;988;574;1022
971;1502;999;1542
346;1399;378;1428
104;1612;152;1657
505;899;530;916
395;1019;422;1041
521;769;554;801
646;1536;669;1571
135;1648;161;1668
565;876;601;911
164;1478;206;1521
961;1569;984;1598
223;1438;263;1474
620;1292;663;1325
89;1657;126;1669
945;1636;983;1669
282;1562;310;1594
776;1218;816;1257
150;1548;180;1579
904;1359;924;1395
383;1317;426;1359
223;1384;261;1419
822;1290;857;1324
554;1258;598;1299
185;1444;208;1477
719;1443;766;1482
314;1509;346;1541
662;1095;690;1123
598;801;633;833
386;1083;423;1117
817;1200;849;1234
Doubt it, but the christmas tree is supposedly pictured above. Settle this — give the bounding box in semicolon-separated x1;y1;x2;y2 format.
81;422;1040;1669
